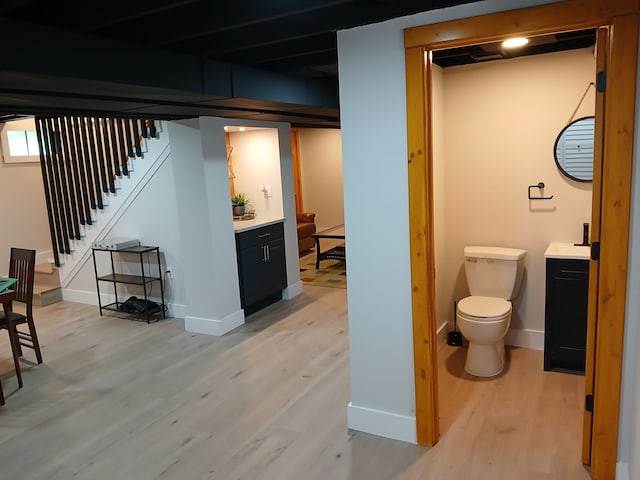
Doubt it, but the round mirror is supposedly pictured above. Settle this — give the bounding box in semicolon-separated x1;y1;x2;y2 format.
553;116;594;182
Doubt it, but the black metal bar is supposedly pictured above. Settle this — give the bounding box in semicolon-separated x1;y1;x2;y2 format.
149;120;157;138
79;117;97;212
116;118;129;175
93;118;109;193
108;118;121;177
141;119;149;138
63;116;83;239
102;118;117;193
53;117;72;242
74;116;94;224
46;117;70;254
68;116;90;226
35;117;60;267
131;118;142;157
124;118;135;158
85;117;104;209
56;116;80;241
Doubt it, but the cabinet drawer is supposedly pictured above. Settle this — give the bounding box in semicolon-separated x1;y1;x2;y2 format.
236;222;284;250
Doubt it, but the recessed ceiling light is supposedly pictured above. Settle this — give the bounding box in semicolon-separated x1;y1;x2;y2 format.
502;37;529;49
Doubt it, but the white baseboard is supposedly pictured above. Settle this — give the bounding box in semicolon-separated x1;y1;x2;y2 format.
347;402;417;444
437;322;449;345
184;309;245;336
505;328;544;350
283;281;303;299
617;461;629;480
62;288;98;305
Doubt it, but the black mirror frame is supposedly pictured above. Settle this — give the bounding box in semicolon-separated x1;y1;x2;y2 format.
553;116;594;183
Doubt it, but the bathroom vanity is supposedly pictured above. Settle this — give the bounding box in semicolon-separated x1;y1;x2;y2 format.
234;218;287;315
543;243;590;374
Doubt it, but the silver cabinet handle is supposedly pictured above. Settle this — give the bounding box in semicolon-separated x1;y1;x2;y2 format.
258;232;271;238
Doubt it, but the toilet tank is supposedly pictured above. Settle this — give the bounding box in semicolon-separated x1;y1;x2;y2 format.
464;246;526;299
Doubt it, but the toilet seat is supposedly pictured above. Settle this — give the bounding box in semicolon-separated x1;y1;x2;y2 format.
458;296;511;320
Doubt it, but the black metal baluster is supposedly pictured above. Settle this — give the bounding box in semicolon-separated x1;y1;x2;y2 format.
109;118;121;176
141;119;149;138
35;117;60;267
46;118;70;254
56;116;80;241
133;119;143;157
68;117;89;226
79;117;97;212
73;116;93;224
85;117;103;209
102;118;117;193
116;118;129;175
149;120;157;138
93;118;109;193
124;117;135;158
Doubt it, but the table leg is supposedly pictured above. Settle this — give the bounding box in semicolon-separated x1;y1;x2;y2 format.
315;237;321;270
3;300;23;389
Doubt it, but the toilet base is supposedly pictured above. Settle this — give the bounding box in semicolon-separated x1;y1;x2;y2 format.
464;340;505;377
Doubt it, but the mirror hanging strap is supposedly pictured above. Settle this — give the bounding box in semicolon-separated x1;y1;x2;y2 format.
567;82;595;125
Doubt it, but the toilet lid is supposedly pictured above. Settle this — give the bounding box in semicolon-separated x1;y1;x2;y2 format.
458;296;511;318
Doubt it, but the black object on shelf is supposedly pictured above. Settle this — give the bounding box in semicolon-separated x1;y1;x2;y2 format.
92;245;166;323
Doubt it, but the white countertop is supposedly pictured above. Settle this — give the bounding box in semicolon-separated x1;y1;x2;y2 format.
233;216;285;233
544;242;590;260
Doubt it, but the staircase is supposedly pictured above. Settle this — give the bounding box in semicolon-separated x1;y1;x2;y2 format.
34;116;168;291
34;262;62;306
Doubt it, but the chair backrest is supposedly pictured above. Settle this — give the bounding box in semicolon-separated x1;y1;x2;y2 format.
8;248;36;307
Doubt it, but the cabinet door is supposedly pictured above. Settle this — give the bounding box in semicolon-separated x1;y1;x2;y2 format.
239;239;287;309
544;259;589;372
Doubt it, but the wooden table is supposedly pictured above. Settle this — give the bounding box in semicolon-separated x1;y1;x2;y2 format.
312;225;346;269
0;289;22;405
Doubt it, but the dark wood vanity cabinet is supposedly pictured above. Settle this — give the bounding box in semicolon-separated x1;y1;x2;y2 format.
235;222;287;315
544;258;589;373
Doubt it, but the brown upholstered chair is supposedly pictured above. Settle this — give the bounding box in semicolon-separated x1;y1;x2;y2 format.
297;212;316;253
0;248;43;365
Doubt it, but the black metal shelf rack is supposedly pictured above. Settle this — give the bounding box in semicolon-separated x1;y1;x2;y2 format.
92;245;166;323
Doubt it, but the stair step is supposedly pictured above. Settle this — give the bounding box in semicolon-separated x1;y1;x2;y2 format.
33;283;62;307
34;262;61;287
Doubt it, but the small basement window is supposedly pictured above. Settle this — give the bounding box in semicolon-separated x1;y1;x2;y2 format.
1;118;40;163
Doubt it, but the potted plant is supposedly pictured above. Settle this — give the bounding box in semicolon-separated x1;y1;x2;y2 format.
231;192;249;216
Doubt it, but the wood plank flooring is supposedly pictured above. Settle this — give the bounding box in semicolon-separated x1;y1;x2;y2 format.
0;285;589;480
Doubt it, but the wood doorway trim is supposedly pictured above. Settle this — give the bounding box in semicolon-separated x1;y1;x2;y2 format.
404;1;639;478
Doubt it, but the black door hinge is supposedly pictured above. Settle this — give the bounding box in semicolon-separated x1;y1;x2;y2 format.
591;241;600;261
596;71;607;92
586;394;594;412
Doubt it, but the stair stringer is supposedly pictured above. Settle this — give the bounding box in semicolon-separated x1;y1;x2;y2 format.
56;127;171;289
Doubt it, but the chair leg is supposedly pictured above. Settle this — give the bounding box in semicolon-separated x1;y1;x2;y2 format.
26;318;43;364
0;379;4;406
14;325;23;357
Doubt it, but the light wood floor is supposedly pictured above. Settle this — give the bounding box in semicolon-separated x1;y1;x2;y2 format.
0;286;589;480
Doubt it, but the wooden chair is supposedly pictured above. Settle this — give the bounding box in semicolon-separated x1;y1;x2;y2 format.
0;248;43;364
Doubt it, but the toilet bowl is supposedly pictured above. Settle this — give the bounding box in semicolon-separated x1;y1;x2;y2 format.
457;296;512;376
456;246;526;377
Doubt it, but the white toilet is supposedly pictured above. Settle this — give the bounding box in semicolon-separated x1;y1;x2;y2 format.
456;246;526;377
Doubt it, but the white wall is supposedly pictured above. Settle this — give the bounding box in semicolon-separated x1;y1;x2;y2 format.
298;128;344;230
230;128;284;220
66;116;300;336
337;0;589;445
438;49;594;348
0;138;52;274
